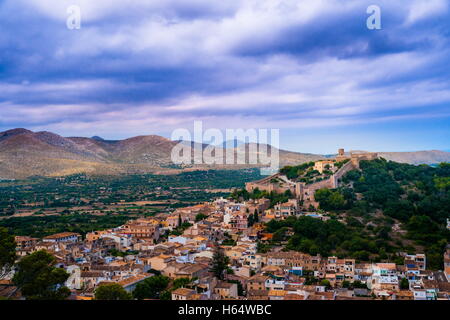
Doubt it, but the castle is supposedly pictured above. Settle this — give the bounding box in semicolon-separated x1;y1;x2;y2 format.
245;149;378;209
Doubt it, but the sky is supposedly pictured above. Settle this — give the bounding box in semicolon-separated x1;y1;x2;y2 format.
0;0;449;154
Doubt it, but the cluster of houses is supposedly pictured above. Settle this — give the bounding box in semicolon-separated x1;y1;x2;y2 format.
4;197;450;300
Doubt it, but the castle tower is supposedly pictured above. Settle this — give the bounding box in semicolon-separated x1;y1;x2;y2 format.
336;148;348;162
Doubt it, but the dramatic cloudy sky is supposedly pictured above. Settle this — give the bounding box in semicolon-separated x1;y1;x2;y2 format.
0;0;449;153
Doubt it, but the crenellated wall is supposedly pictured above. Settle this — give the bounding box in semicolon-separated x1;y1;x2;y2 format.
245;150;378;209
332;160;357;187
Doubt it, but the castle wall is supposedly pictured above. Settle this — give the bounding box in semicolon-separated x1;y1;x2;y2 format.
245;150;378;209
245;174;302;198
332;160;357;187
350;153;378;168
301;179;334;202
302;159;357;203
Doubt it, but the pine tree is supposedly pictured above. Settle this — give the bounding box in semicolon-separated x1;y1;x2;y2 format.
0;227;16;280
247;214;254;227
253;209;259;223
210;244;229;280
13;250;71;300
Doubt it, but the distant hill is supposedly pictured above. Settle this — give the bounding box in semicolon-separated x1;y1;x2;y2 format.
0;129;324;179
0;128;448;179
379;150;450;165
339;149;450;165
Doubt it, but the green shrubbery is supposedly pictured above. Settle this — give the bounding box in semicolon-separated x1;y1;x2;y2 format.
230;188;292;207
324;160;450;269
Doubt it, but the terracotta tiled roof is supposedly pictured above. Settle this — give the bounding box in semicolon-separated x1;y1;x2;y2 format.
172;288;196;296
248;274;270;282
117;274;150;287
81;271;104;278
43;232;80;240
284;294;305;300
268;289;286;297
247;289;269;297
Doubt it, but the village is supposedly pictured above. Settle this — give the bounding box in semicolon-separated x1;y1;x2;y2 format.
5;193;450;301
1;149;449;301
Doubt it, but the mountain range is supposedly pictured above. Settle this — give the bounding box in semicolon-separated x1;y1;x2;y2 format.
0;128;449;179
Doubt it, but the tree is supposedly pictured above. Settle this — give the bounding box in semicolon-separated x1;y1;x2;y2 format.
95;283;132;300
210;244;229;280
256;241;271;254
253;209;259;223
400;277;409;290
272;228;287;242
328;191;345;209
0;227;16;279
12;250;70;300
160;290;171;300
407;215;440;238
247;213;254;227
148;268;161;276
314;188;345;211
342;170;361;183
195;213;208;222
132;275;170;300
320;279;332;289
172;277;192;290
351;280;367;289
